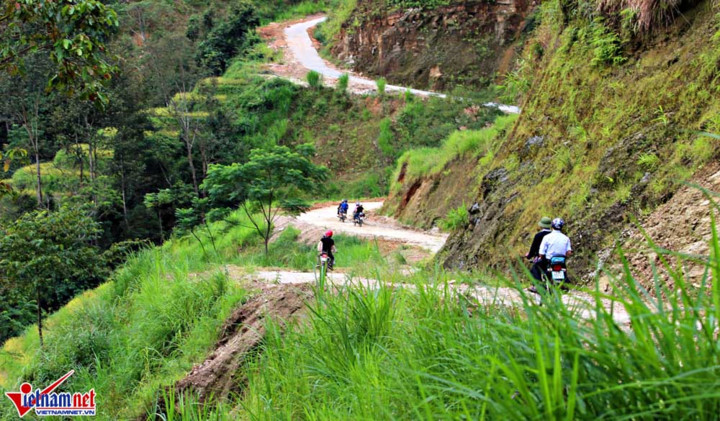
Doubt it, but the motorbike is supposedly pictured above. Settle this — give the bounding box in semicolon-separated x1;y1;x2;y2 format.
544;256;569;290
338;211;347;222
315;252;332;286
353;212;365;227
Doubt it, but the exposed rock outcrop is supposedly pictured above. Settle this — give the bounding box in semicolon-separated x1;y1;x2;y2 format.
331;0;535;90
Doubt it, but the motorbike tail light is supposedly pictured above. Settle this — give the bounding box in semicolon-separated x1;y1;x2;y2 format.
552;265;563;271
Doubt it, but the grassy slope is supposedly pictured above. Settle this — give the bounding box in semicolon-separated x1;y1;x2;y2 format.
147;46;500;200
385;114;517;228
235;257;720;419
125;225;720;420
0;208;387;419
5;200;720;420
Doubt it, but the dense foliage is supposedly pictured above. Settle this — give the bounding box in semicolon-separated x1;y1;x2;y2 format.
1;0;119;101
0;208;106;344
0;209;385;419
203;144;329;253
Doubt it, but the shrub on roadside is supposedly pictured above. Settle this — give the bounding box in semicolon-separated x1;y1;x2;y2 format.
307;70;323;88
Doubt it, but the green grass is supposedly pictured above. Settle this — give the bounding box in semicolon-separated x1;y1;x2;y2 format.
231;231;720;419
0;245;246;419
5;200;720;419
237;227;385;274
392;114;517;186
0;207;391;419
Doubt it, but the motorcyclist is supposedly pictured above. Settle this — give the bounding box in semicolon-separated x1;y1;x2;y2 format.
539;218;572;261
353;202;364;222
337;199;349;218
526;216;552;280
529;218;572;293
317;230;336;269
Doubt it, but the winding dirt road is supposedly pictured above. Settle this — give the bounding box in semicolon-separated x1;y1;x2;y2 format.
297;201;447;253
278;16;521;114
222;201;633;327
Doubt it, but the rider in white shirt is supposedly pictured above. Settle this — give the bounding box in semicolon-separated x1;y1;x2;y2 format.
539;218;572;260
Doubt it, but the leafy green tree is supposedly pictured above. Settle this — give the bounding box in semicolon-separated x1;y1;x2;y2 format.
1;0;119;101
203;144;329;254
175;197;218;258
0;207;106;346
195;3;259;75
0;54;54;207
144;183;194;241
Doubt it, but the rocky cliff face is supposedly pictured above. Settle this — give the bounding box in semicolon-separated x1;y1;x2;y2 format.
330;0;535;90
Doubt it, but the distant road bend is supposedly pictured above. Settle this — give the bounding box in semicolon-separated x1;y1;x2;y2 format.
284;17;521;114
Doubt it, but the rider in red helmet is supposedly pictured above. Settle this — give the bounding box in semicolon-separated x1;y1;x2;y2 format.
317;230;336;269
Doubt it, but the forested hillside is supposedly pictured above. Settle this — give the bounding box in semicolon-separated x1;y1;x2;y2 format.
0;0;499;343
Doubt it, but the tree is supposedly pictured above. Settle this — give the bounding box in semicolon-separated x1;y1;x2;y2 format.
144;183;194;241
1;0;119;101
0;207;105;346
0;54;54;207
175;197;218;258
203;144;329;254
195;3;259;75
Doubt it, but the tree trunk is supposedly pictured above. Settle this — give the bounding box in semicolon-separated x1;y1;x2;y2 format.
78;145;84;185
264;198;273;256
204;220;218;254
36;286;43;348
34;151;43;208
186;143;199;196
158;209;164;241
89;142;98;208
191;228;208;258
120;159;130;231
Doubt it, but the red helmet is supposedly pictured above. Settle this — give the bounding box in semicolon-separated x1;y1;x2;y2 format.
325;230;333;238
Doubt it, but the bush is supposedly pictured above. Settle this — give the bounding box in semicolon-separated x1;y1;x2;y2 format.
307;70;323;88
691;136;717;163
337;73;349;94
637;152;660;170
378;118;394;157
376;77;387;96
582;18;627;67
195;4;260;75
347;171;388;198
439;204;468;231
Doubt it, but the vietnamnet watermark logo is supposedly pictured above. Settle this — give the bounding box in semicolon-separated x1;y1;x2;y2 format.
4;370;96;417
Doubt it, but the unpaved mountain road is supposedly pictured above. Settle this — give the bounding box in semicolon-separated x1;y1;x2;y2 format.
217;201;633;327
224;267;633;327
296;201;448;253
263;16;521;114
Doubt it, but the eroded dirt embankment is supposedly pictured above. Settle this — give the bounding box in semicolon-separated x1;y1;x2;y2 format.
170;284;312;405
258;15;521;113
330;0;534;91
612;163;720;293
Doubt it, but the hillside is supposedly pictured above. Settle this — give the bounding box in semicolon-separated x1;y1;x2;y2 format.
386;0;720;283
0;0;502;343
2;0;720;419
